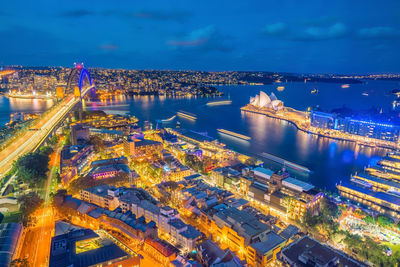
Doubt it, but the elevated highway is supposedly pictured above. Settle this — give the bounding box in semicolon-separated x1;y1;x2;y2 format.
0;84;95;178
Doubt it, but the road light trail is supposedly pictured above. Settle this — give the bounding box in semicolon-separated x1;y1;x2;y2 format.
0;85;93;178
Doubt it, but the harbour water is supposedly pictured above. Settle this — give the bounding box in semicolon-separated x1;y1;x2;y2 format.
84;80;400;191
2;80;400;190
0;96;54;126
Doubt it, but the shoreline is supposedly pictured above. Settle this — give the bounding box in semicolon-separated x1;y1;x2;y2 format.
240;105;398;150
5;94;54;100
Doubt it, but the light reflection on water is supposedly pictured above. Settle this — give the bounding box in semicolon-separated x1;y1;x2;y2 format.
2;80;397;191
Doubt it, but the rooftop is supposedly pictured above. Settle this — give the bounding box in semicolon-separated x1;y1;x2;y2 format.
339;181;400;206
282;177;315;192
253;167;274;177
213;207;270;239
50;225;129;267
281;236;365;267
250;231;285;255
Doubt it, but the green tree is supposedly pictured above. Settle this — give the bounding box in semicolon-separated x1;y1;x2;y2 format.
184;154;203;172
363;215;375;225
376;215;394;228
18;192;43;226
39;145;54;156
14;152;49;187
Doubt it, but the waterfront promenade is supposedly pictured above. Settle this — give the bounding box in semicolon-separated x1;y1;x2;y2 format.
241;105;399;150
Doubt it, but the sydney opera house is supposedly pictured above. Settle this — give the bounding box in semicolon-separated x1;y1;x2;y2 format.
249;91;284;111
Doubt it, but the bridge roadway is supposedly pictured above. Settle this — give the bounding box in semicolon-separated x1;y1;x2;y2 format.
0;85;94;178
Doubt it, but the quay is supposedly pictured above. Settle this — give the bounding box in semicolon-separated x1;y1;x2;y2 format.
241;105;398;150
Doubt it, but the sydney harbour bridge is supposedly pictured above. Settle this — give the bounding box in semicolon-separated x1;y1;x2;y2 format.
0;64;96;178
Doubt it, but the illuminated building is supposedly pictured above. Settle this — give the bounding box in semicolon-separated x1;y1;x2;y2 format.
168;218;201;251
56;86;65;99
123;137;163;158
337;182;400;219
60;145;95;184
170;255;202;267
70;124;90;146
352;172;400;194
210;167;241;187
49;224;140;267
80;185;121;210
338;154;400;219
279;236;365;267
245;170;323;220
247;231;286;266
144;238;179;265
310;111;400;142
0;223;22;267
90;163;133;180
196;239;244;267
310;111;335;129
249;91;284;111
204;206;271;261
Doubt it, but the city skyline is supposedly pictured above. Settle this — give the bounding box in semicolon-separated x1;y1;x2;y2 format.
2;2;400;267
2;0;400;74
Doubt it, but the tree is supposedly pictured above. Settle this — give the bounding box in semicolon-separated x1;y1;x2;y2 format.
18;192;43;226
244;157;257;166
14;152;50;187
184;154;203;172
376;215;394;228
68;173;129;195
39;145;54;156
363;215;374;225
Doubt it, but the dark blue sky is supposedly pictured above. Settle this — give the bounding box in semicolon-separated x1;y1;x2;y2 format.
1;0;400;74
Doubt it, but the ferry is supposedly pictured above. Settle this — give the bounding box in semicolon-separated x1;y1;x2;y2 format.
260;152;311;173
206;100;232;106
177;110;197;120
161;115;176;122
217;129;251;141
341;84;350;89
277;86;285;91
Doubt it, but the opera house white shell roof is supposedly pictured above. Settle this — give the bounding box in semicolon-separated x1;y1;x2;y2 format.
249;91;283;111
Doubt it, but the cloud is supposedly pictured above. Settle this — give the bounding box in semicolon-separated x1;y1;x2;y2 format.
359;27;400;39
293;23;347;41
99;44;119;51
132;10;191;23
167;25;232;52
303;16;342;27
59;9;95;18
261;23;287;36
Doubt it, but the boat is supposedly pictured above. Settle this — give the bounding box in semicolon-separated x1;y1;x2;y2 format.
217;129;251;141
311;88;319;94
206;100;232;106
341;84;350;89
177;110;197;120
260;152;311;173
362;92;369;96
277;86;285;91
161;115;176;122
